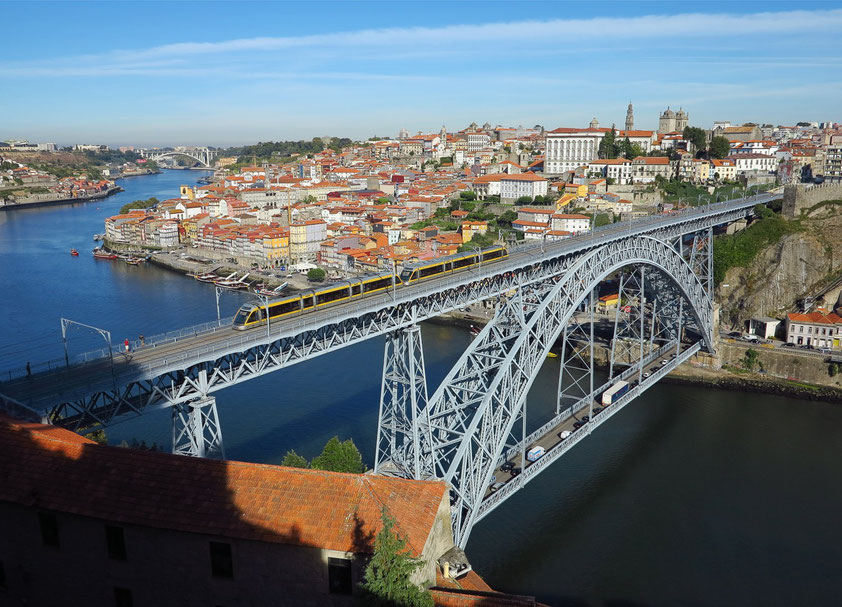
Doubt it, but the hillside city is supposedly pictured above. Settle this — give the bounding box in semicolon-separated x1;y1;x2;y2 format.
3;6;842;603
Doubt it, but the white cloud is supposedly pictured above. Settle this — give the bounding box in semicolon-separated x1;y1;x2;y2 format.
2;8;842;77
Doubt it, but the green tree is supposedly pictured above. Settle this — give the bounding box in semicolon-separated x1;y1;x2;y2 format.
829;363;838;378
497;210;518;228
682;126;707;153
593;213;611;228
743;348;759;371
307;268;326;281
311;436;366;473
459;190;477;201
598;128;618;159
119;197;158;214
620;137;643;160
359;509;434;607
709;136;731;159
515;196;532;205
281;450;310;468
532;194;546;205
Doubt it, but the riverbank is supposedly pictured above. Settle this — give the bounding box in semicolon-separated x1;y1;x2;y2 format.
0;185;123;211
437;309;842;403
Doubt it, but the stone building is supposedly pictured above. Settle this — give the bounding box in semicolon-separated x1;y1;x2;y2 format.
0;415;456;606
785;311;842;349
658;107;688;134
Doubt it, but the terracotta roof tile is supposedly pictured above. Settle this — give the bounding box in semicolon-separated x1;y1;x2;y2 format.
0;416;446;556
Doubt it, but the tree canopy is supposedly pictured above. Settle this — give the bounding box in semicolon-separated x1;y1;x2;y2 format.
280;450;309;468
359;509;434;607
310;436;366;473
119;197;159;214
597;128;618;159
307;268;326;281
709;135;731;159
682;126;707;153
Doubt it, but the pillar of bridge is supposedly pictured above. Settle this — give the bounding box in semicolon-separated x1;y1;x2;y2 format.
172;396;225;459
374;324;429;479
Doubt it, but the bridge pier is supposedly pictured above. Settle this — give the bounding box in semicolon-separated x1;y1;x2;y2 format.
374;324;430;478
172;396;225;459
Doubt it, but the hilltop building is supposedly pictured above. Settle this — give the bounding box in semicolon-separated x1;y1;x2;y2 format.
658;107;688;134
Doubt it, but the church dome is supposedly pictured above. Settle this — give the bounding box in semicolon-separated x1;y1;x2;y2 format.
676;108;687;118
662;108;675;118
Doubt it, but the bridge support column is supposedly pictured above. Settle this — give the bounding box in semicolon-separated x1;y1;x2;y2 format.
172;396;225;459
374;324;429;478
557;289;597;416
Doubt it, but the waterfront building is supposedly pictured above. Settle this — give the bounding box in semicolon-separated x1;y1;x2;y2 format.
786;311;842;349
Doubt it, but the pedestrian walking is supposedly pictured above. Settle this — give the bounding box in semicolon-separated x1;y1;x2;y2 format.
139;334;145;346
124;338;130;354
26;362;31;377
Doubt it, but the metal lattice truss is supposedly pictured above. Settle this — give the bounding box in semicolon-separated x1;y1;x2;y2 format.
172;395;225;458
23;200;744;435
376;235;714;547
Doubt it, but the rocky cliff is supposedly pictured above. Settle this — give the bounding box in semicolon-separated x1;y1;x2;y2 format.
717;200;842;328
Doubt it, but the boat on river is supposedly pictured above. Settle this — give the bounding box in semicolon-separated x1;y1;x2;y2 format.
216;272;250;290
254;282;288;297
70;248;79;256
190;271;218;283
92;247;118;260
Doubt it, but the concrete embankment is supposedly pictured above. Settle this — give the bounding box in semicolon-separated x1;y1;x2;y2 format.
0;185;123;211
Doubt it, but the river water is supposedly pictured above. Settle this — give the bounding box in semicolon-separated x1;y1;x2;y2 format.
1;170;840;606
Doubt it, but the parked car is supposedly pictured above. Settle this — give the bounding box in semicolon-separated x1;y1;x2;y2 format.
558;430;572;440
501;461;514;472
509;467;522;476
490;482;505;493
643;371;652;379
782;342;795;348
581;415;590;423
573;421;585;429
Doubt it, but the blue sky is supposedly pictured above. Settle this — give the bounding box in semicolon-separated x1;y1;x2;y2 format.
2;1;842;147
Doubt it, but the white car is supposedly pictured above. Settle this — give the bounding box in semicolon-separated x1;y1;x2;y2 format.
558;430;572;440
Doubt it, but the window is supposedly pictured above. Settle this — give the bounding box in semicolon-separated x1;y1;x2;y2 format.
105;525;127;561
113;587;133;607
38;512;59;547
209;542;233;578
328;557;353;595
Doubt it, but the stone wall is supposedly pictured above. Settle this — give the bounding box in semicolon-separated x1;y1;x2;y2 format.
782;183;842;217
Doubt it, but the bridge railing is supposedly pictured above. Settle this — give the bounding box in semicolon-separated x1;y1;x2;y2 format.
5;192;778;383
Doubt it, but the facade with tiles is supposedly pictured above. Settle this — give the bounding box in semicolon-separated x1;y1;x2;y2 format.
785;311;842;349
0;416;455;607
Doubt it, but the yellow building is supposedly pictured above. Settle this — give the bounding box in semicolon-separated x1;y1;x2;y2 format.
693;159;711;182
555;194;577;210
180;185;195;200
460;220;488;243
563;183;588;198
598;293;619;312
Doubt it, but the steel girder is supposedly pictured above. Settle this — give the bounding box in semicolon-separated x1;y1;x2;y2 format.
39;204;735;433
172;396;225;458
395;235;713;548
374;325;430;478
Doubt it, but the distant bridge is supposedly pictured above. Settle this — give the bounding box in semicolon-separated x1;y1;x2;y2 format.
0;191;781;547
139;147;216;168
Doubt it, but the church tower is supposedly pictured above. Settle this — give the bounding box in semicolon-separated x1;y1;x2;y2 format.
625;102;634;131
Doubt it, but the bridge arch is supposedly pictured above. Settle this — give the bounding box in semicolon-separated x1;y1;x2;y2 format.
147;151;213;168
416;235;712;547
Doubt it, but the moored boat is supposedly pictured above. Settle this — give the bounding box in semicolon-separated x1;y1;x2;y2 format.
191;271;219;282
92;247;118;260
70;248;79;256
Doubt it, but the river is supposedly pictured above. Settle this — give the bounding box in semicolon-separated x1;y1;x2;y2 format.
1;170;840;606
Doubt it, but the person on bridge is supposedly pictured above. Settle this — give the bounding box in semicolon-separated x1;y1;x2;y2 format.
124;338;130;355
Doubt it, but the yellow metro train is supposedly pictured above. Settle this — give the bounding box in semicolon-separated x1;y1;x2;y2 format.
232;245;508;330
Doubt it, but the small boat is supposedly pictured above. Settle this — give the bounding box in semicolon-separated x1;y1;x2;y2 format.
216;272;250;290
92;248;118;260
70;248;79;256
469;325;481;336
191;271;218;282
254;281;288;298
547;351;559;359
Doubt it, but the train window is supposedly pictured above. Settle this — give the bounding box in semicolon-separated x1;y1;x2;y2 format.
400;270;413;282
246;311;258;324
364;277;390;293
301;296;314;309
419;264;444;278
454;255;475;269
233;309;250;325
317;287;349;305
270;300;299;318
483;249;502;261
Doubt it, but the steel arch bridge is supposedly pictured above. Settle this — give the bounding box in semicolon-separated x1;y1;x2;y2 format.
374;233;714;546
0;192;780;545
140;147;216;168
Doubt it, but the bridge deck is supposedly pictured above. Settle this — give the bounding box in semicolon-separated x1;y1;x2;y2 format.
476;340;700;519
0;194;776;414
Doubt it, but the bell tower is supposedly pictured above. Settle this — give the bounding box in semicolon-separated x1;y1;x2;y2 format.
625;101;634;131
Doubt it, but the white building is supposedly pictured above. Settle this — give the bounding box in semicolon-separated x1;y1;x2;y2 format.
544;127;606;175
499;174;548;203
729;154;777;176
550;213;591;234
786;311;842;349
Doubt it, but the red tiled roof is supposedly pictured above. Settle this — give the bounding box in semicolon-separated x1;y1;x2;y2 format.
0;416;446;557
787;311;842;325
